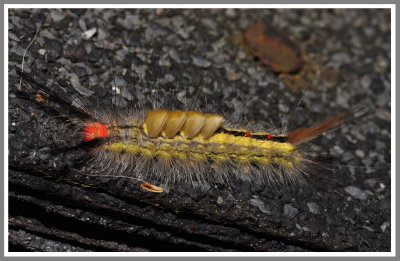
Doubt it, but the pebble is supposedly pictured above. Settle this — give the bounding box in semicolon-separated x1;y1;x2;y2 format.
125;15;142;27
344;186;368;200
97;28;108;42
283;204;298;219
44;40;63;62
121;86;134;101
360;74;371;89
144;27;168;40
82;27;97;40
68;73;95;96
169;49;181;63
249;199;272;214
50;9;65;23
342;151;355;162
65;45;87;62
322;232;329;238
201;18;216;29
192;56;211;68
381;221;390;232
355;149;365;158
306;202;320;214
10;45;26;57
363;225;375;232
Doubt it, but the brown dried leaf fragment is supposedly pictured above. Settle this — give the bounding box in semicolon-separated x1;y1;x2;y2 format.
242;22;304;74
140;182;164;193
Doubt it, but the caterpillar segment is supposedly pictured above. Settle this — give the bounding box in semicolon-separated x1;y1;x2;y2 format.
144;110;224;139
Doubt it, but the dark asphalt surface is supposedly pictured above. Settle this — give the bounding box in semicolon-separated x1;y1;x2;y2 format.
8;9;391;252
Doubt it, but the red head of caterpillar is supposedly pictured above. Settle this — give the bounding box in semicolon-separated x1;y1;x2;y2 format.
82;122;108;142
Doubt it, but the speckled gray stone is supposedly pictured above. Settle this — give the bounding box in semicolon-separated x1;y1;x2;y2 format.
249;199;272;215
344;186;368;200
306;202;320;214
283;204;298;219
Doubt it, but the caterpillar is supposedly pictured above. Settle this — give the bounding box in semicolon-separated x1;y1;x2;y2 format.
16;68;366;191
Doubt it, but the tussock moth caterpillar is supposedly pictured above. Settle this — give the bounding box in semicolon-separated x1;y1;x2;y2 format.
16;68;367;190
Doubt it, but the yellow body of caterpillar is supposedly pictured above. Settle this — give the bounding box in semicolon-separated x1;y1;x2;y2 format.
104;110;298;168
84;108;362;187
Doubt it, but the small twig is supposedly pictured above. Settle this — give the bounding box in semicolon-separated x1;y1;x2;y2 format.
18;23;41;90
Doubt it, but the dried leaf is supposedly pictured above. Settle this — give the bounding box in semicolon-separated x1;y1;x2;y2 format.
140;182;164;193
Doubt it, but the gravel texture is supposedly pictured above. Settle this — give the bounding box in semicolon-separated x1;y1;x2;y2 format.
8;8;391;252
